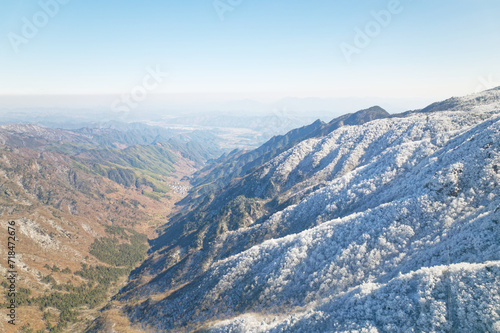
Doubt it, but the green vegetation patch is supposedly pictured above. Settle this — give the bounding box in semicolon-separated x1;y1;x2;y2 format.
90;226;148;267
75;264;128;286
1;225;149;332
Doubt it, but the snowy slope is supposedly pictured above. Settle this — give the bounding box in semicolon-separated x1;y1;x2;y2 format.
127;89;500;332
188;106;389;198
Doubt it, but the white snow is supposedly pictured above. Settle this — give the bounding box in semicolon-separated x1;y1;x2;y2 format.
133;90;500;332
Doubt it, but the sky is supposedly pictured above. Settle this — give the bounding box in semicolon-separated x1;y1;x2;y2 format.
0;0;499;115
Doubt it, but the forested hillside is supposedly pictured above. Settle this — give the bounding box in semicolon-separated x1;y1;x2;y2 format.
121;88;500;332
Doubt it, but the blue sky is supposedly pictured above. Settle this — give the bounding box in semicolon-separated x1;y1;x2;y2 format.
0;0;499;112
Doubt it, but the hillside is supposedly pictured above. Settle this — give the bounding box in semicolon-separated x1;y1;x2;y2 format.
120;89;500;332
0;124;220;332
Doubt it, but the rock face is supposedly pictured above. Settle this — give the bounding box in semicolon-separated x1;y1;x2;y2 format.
124;89;500;332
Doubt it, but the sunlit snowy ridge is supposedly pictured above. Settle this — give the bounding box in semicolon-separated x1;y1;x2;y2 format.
129;88;500;332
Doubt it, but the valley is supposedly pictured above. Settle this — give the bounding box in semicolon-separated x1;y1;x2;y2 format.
2;1;497;332
0;124;207;332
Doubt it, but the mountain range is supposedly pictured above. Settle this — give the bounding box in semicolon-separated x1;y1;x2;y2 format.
0;88;499;332
117;88;500;332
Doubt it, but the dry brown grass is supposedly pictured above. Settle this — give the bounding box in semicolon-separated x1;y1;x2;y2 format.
0;142;197;332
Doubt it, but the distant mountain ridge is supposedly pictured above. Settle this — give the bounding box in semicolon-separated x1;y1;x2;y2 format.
187;106;390;200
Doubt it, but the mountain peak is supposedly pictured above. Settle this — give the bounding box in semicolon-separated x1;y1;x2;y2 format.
349;105;390;120
358;105;387;113
328;105;390;127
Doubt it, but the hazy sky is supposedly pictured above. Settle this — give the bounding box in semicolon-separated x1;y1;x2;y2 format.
0;0;499;112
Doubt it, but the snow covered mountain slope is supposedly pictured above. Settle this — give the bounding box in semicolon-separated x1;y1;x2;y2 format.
125;89;500;332
188;106;389;199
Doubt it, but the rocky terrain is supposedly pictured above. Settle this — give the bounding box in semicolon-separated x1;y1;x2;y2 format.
0;124;219;332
